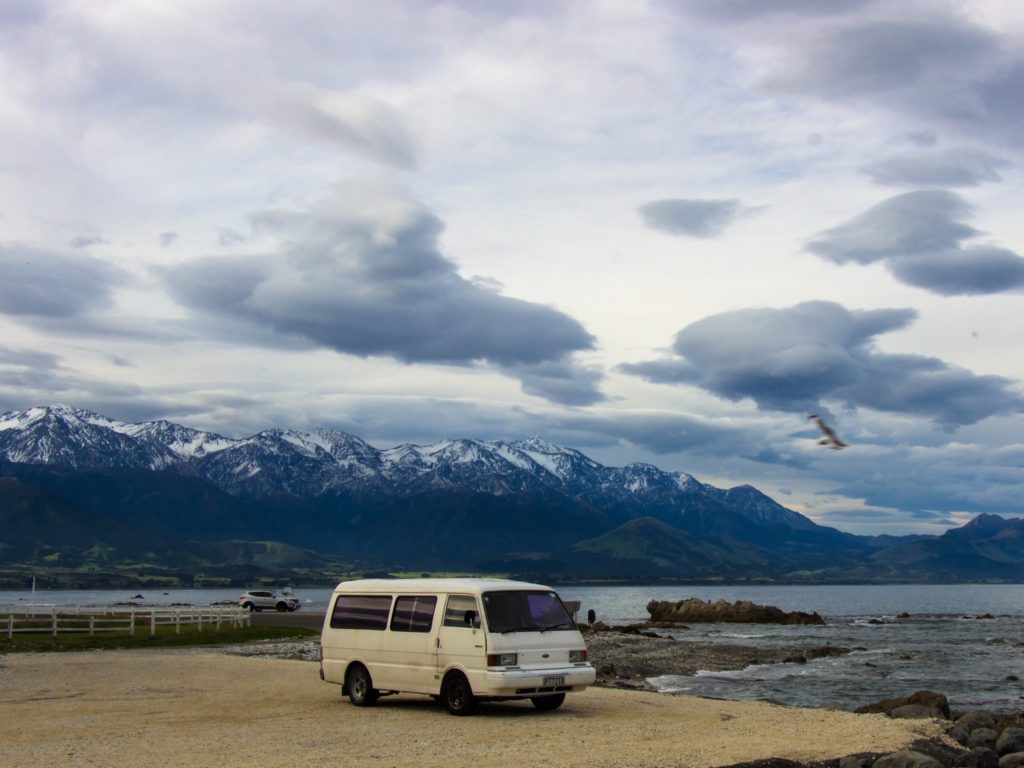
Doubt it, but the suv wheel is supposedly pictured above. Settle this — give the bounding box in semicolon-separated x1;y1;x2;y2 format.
531;693;566;711
241;602;254;611
346;665;379;707
276;602;287;612
441;671;477;716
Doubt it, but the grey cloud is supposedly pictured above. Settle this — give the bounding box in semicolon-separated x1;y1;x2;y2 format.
504;360;606;406
620;301;1024;426
159;232;179;247
807;191;975;266
889;246;1024;296
639;198;754;238
681;0;870;22
905;130;938;147
69;235;106;249
238;80;418;169
807;190;1024;295
554;411;793;464
217;228;247;247
0;244;123;318
770;19;996;98
163;196;601;404
864;149;1009;187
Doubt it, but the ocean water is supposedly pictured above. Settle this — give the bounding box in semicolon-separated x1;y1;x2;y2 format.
3;583;1022;713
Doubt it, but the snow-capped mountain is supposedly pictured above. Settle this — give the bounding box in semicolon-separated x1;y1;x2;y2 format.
0;404;817;535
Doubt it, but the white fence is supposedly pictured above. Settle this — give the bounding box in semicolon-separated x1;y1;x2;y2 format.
1;604;251;639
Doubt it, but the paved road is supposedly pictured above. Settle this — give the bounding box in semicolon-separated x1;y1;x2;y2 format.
250;609;325;632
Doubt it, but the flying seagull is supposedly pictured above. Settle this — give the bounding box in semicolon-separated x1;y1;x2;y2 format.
809;413;848;450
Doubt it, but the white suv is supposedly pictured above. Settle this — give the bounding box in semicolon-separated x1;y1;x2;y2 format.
239;590;301;612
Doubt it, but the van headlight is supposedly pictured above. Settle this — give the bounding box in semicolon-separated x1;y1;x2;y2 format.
487;653;518;666
569;650;588;663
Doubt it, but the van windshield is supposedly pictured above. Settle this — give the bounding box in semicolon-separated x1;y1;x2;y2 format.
481;590;576;633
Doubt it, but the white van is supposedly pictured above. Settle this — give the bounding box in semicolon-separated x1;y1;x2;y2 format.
319;578;596;715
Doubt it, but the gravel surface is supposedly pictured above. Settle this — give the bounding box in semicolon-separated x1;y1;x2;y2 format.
0;649;942;768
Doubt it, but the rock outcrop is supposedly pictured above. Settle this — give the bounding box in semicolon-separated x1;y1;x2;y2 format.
855;691;951;720
645;597;826;625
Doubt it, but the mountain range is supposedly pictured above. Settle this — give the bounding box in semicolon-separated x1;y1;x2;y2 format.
1;404;1022;587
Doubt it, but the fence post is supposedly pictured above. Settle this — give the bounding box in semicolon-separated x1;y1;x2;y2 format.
89;615;95;637
130;610;135;636
150;609;156;637
6;615;12;640
52;612;58;638
198;611;203;633
175;612;180;635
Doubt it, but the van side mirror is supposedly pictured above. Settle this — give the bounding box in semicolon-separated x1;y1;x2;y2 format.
463;609;479;628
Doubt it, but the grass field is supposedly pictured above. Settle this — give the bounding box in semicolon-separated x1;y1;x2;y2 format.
0;623;318;653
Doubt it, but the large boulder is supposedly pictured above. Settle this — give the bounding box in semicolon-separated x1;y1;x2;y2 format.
954;748;999;768
855;691;951;720
969;729;1001;751
999;754;1024;768
998;730;1024;757
645;598;825;625
959;712;998;734
873;750;945;768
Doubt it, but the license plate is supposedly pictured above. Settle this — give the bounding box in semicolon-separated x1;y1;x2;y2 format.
543;675;565;686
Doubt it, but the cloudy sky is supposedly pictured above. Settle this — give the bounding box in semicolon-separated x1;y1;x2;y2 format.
2;0;1024;535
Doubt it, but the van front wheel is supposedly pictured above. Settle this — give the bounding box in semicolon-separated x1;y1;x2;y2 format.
441;672;477;716
531;693;566;711
346;665;379;707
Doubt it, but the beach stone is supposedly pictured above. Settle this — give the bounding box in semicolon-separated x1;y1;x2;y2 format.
856;691;951;720
998;754;1024;768
997;730;1024;756
840;755;872;768
959;712;998;734
953;748;999;768
949;726;974;746
969;729;1000;751
891;704;943;720
873;750;944;768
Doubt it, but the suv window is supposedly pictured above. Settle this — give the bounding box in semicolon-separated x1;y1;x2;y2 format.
390;596;437;633
443;595;480;628
330;595;392;630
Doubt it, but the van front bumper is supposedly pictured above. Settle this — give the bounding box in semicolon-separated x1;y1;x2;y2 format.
481;665;596;696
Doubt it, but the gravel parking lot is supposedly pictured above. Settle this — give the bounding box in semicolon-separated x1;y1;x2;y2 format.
0;649;942;768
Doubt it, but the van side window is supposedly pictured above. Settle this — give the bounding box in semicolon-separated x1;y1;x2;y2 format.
443;595;480;628
390;596;437;633
330;594;392;630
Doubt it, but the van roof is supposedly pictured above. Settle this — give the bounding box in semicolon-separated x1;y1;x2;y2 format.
330;577;558;595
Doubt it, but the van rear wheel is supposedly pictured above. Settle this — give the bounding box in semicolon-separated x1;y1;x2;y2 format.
346;665;379;707
531;693;566;711
441;672;477;716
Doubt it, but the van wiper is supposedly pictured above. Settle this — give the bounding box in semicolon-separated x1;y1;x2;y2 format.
501;623;569;633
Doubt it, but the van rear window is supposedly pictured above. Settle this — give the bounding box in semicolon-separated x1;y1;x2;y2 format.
330;594;392;630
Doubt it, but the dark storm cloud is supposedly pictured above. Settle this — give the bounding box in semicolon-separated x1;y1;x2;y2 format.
638;199;753;238
0;244;124;318
864;149;1009;188
807;190;1024;295
620;301;1024;426
163;197;602;404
